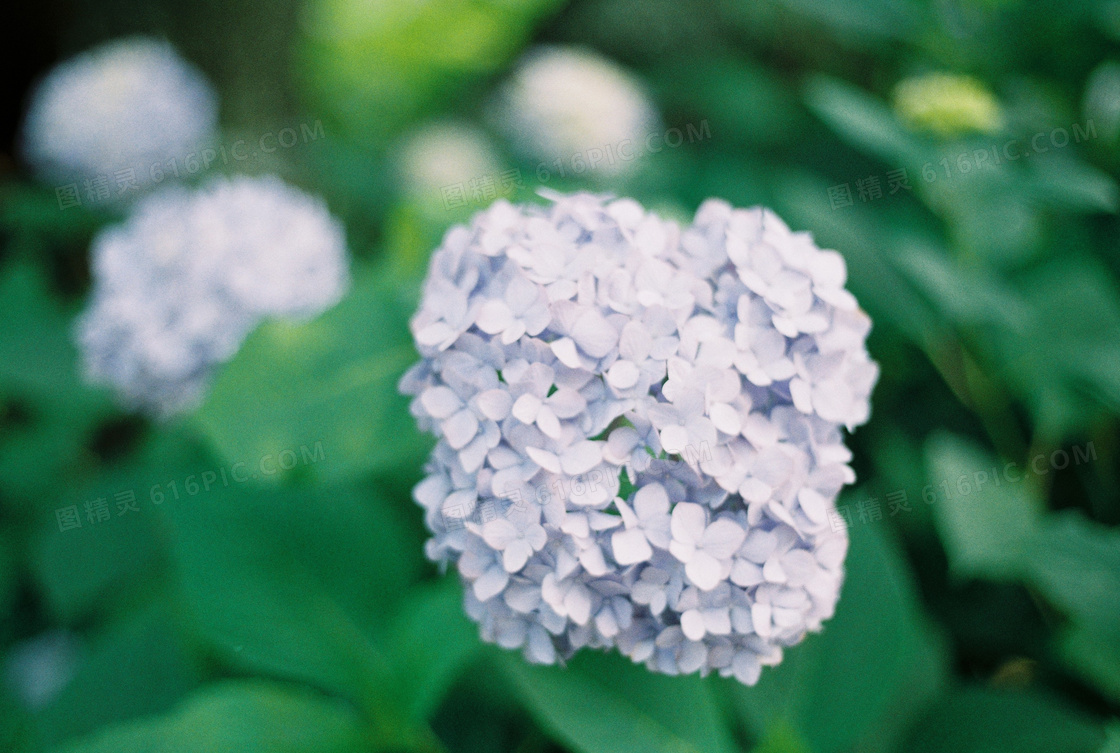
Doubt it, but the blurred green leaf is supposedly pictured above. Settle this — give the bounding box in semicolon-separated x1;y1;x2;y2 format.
169;481;425;728
1060;626;1120;705
751;722;814;753
925;433;1041;580
32;601;203;750
385;578;482;721
31;430;206;622
805;76;930;166
195;269;429;485
896;685;1105;753
652;56;801;149
773;0;924;43
506;650;737;753
1002;257;1120;437
1025;512;1120;635
892;242;1030;331
1023;512;1120;703
1026;156;1119;214
48;680;369;753
575;652;738;753
1100;721;1120;753
0;263;113;505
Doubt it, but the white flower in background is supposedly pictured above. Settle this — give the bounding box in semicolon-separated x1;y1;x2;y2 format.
3;631;82;710
401;190;877;685
77;176;349;417
398;121;504;200
492;46;658;176
21;36;218;188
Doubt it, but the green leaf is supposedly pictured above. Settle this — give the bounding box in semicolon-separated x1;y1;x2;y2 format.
1060;626;1120;706
772;0;923;43
991;257;1120;437
804;76;930;166
1026;156;1119;214
896;685;1105;753
1099;721;1120;753
505;650;737;753
48;680;369;753
1023;512;1120;703
0;263;113;505
891;243;1031;331
195;269;429;485
31;430;208;622
651;56;801;149
385;578;482;721
1025;512;1120;632
169;481;425;727
32;601;204;750
751;722;813;753
732;521;947;753
573;652;738;753
925;434;1042;579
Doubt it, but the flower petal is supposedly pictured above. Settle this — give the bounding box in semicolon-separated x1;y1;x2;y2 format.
612;528;654;565
670;502;706;546
685;551;723;590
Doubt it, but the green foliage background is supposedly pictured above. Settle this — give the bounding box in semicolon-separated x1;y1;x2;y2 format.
2;0;1120;751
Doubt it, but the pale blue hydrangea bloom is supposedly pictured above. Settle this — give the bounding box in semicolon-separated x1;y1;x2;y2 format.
21;37;218;186
401;191;876;684
77;176;349;417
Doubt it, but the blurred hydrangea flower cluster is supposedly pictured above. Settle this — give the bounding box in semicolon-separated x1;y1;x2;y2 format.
401;191;877;684
77;176;349;417
492;46;658;176
21;36;218;187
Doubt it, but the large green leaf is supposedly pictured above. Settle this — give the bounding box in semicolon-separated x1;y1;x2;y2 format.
1025;156;1119;214
772;0;924;43
194;269;429;485
891;244;1030;332
168;480;426;732
1025;512;1120;633
505;650;737;753
384;578;482;722
31;602;204;751
925;434;1042;580
1024;512;1120;704
1060;626;1120;706
896;685;1105;753
1100;722;1120;753
31;430;208;623
48;680;369;753
804;76;931;166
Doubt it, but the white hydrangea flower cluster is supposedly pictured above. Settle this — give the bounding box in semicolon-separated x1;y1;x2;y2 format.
398;121;503;200
493;46;658;176
401;191;877;685
77;176;349;417
21;36;218;186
